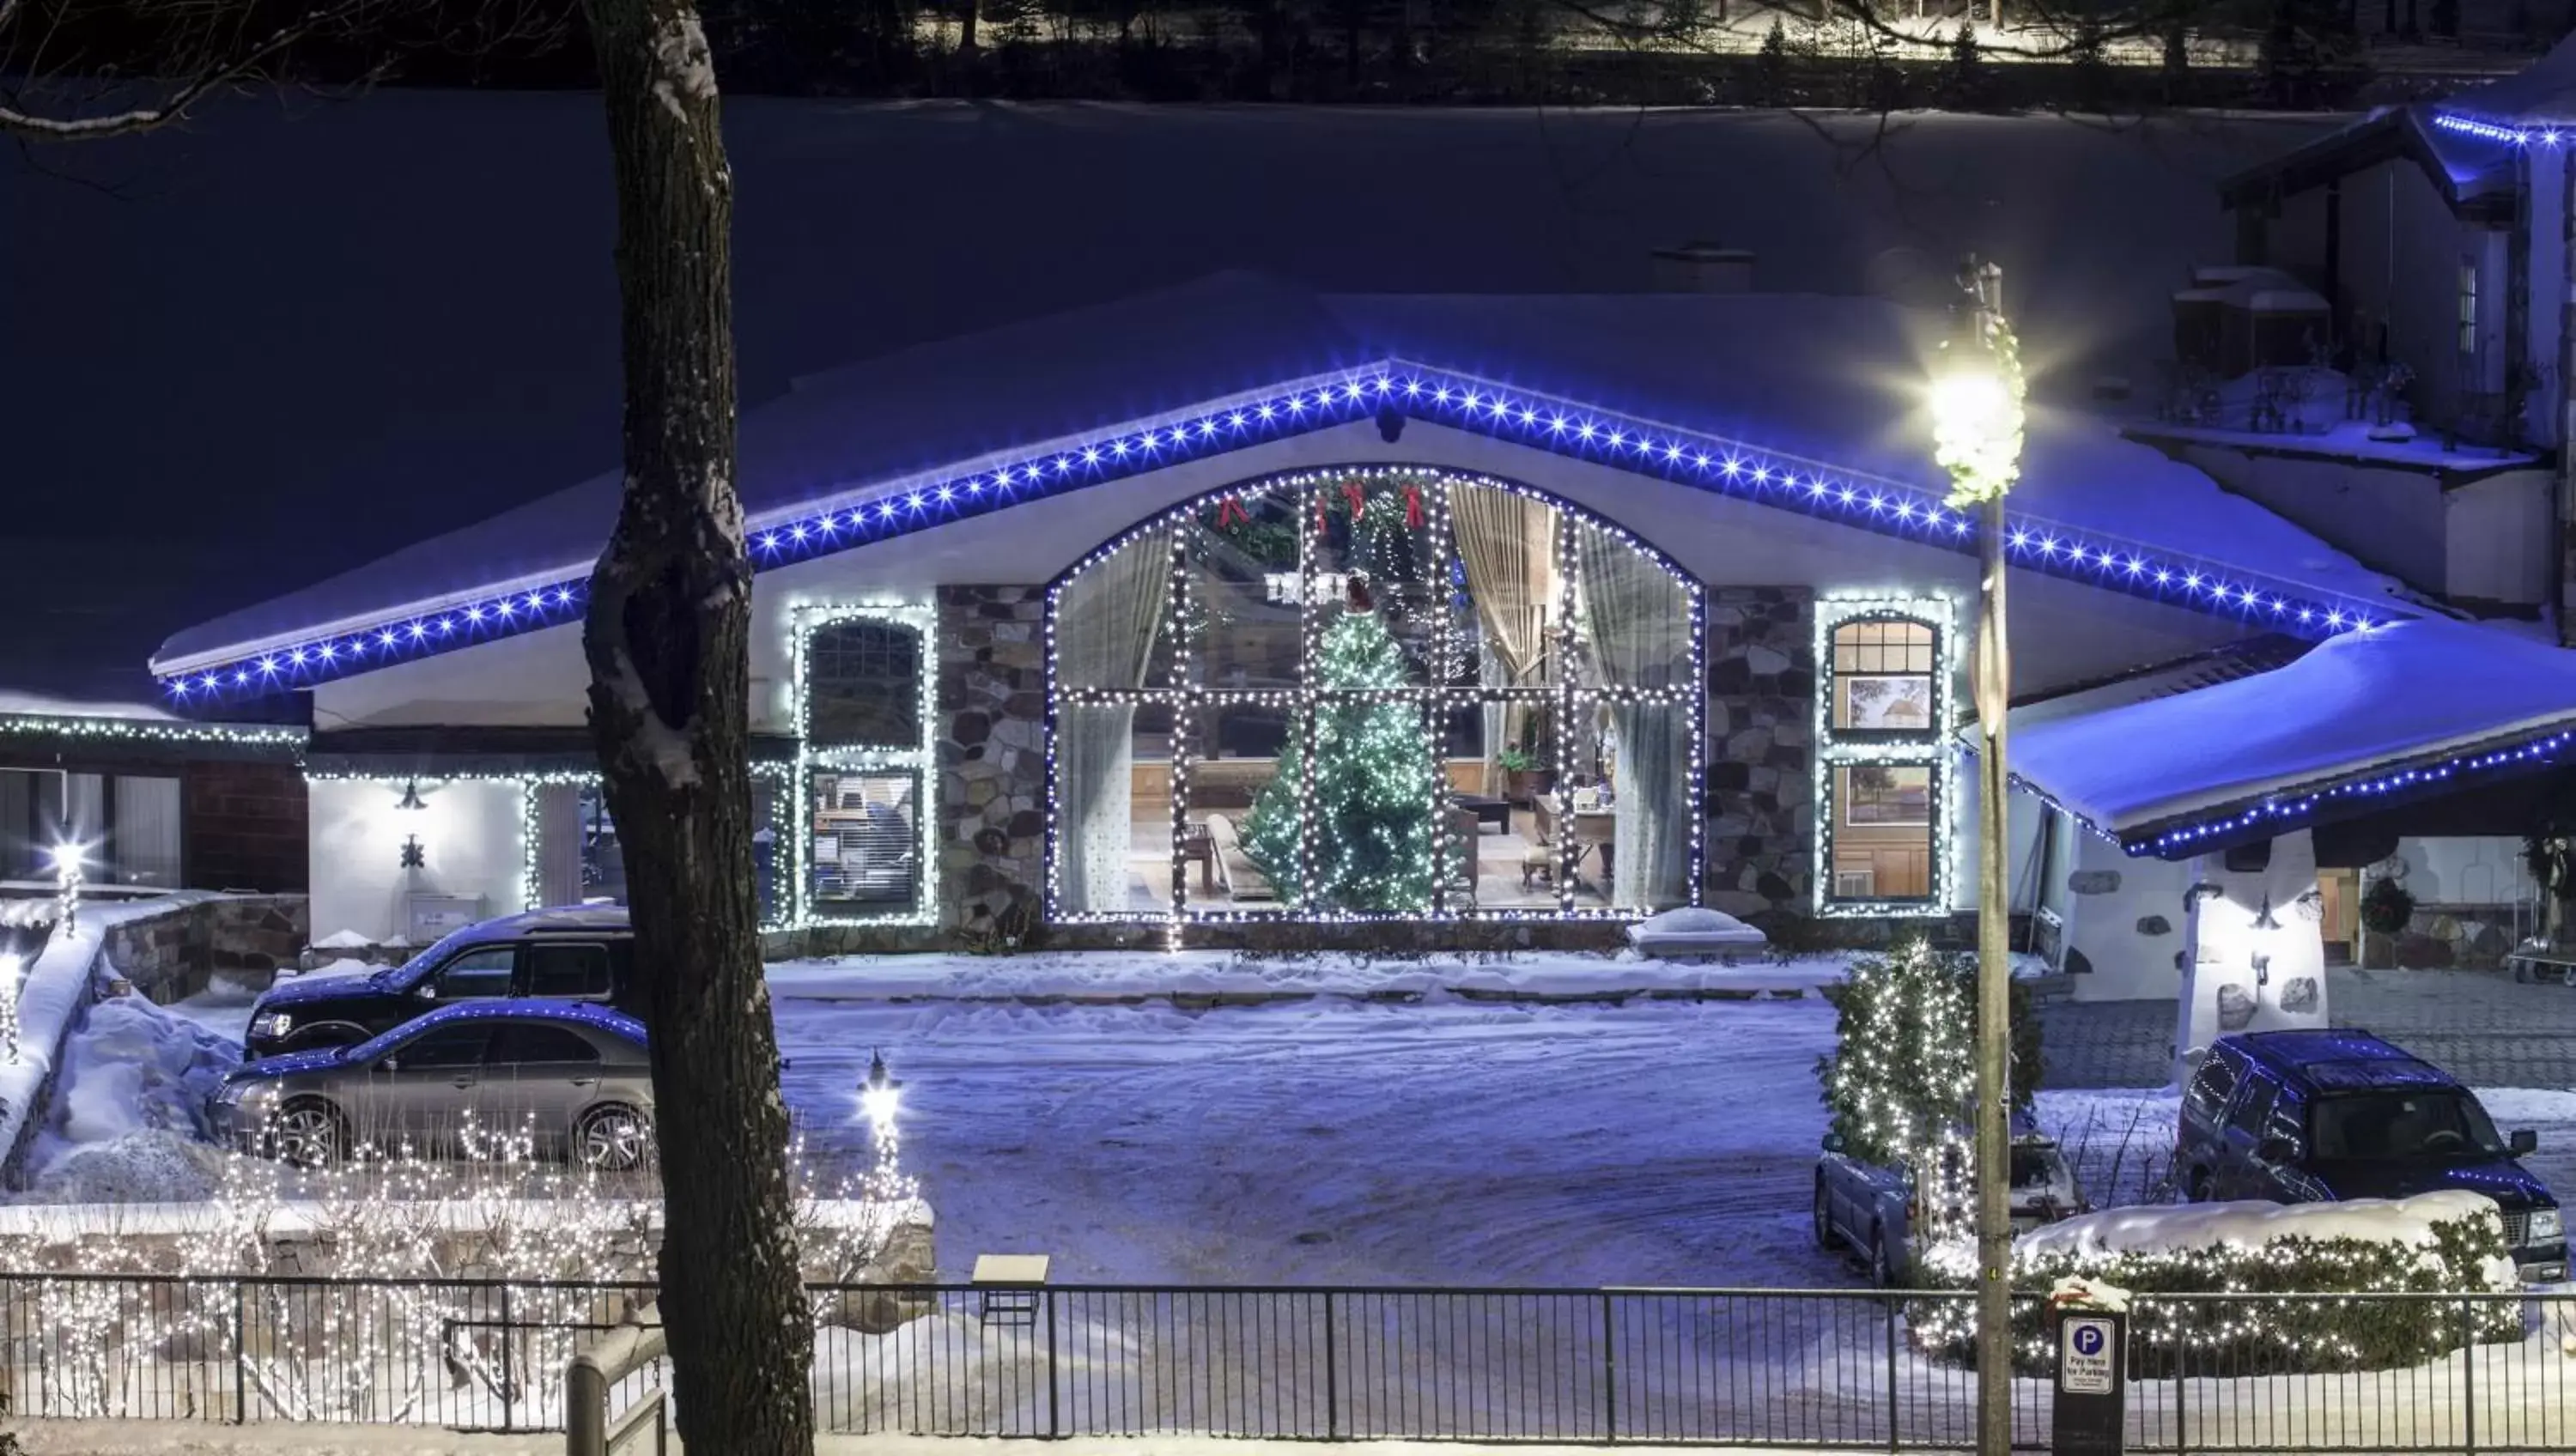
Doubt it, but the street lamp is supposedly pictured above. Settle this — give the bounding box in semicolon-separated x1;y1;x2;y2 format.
860;1049;903;1151
1930;255;2024;1456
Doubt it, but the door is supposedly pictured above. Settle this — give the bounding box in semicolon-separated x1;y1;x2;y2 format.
2318;871;2359;966
477;1022;605;1155
364;1023;491;1154
2213;1073;2281;1200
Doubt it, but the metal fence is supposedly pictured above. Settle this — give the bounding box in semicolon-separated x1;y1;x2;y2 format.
0;1273;2571;1450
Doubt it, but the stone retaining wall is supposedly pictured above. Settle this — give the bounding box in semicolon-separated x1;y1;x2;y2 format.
101;895;307;1003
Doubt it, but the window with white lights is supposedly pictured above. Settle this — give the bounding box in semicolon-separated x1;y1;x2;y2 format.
2458;258;2480;358
1815;601;1953;915
1048;469;1704;921
795;605;935;925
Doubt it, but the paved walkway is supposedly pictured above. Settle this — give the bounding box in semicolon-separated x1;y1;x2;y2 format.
2039;966;2576;1089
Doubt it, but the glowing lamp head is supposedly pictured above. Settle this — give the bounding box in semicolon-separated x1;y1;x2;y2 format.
47;841;84;877
860;1049;903;1132
1929;345;2026;508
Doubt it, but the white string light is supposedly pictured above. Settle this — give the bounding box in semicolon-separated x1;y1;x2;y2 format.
1042;465;1705;929
1813;595;1959;918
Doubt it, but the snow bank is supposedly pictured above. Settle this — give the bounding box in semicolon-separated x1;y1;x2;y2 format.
0;1194;928;1241
52;992;239;1147
0;895;214;1177
2021;1190;2506;1264
312;928;382;951
765;947;1851;1003
1627;907;1768;956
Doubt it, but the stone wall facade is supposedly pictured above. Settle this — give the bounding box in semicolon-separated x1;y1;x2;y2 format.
936;585;1049;941
101;894;308;1003
1701;587;1817;922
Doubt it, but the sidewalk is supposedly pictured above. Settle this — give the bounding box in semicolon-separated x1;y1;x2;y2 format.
8;1426;1876;1456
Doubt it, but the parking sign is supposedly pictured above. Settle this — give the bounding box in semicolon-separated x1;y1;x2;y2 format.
2061;1316;2115;1396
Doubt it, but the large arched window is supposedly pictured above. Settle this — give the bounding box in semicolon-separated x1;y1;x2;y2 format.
1047;467;1704;921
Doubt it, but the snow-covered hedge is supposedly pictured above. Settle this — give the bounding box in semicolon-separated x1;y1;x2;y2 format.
1915;1192;2522;1376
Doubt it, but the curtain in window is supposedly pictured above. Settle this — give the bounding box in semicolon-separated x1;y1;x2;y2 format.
1451;485;1556;793
1576;528;1692;909
110;776;183;888
1055;538;1172;913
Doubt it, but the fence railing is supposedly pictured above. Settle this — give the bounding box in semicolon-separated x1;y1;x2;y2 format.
0;1271;2569;1451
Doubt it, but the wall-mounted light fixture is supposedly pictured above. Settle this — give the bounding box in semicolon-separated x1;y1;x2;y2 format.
396;779;428;812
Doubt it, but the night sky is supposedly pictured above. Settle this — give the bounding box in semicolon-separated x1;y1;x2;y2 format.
4;96;2321;706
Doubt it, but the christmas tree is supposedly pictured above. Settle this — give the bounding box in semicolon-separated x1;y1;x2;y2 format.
1241;579;1437;912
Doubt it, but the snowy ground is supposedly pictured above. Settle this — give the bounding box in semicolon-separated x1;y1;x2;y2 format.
1;1429;1869;1456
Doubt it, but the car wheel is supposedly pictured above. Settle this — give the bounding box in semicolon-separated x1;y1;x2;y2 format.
1813;1183;1835;1251
577;1106;654;1173
267;1099;344;1169
1868;1226;1896;1289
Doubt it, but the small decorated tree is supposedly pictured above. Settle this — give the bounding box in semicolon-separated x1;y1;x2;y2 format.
1818;939;2042;1243
1242;579;1437;911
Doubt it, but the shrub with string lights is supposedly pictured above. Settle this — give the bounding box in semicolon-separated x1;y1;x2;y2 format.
1816;939;2040;1244
1911;1200;2522;1376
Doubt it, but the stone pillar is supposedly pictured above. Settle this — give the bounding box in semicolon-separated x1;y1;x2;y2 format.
2174;831;2330;1087
1701;587;1815;918
936;586;1048;937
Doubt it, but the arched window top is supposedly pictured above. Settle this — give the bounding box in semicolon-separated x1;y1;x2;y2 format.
1827;616;1940;737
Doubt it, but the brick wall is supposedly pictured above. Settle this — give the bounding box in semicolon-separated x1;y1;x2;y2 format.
182;761;307;892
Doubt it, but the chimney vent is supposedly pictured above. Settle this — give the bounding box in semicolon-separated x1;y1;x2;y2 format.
1650;241;1755;294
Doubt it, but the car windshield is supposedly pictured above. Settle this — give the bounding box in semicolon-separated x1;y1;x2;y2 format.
382;925;489;985
2312;1091;2507;1162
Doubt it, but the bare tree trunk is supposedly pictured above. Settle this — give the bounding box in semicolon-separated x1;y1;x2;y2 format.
579;2;816;1453
1973;493;2012;1456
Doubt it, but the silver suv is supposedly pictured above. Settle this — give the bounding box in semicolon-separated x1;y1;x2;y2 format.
216;999;655;1171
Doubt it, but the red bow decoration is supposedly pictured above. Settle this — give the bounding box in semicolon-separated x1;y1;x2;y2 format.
1213;497;1249;529
1342;482;1367;520
1403;484;1425;529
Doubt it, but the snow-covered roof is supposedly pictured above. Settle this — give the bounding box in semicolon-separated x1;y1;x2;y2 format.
2444;30;2576;125
2007;617;2576;852
151;275;2409;689
2220;105;2514;213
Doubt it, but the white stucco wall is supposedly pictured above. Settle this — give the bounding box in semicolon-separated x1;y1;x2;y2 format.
307;777;526;945
2446;470;2555;606
2175;832;2330;1086
2056;834;2195;1004
2386;834;2535;907
1948;766;2048;915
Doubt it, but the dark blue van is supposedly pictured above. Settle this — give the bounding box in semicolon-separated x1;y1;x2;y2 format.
2178;1029;2566;1283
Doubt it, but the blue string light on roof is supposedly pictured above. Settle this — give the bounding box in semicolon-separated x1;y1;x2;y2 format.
158;363;2401;703
2430;112;2571;146
2123;726;2576;858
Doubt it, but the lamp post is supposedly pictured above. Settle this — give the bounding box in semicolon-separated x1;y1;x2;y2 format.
860;1049;903;1159
1930;255;2025;1456
49;841;86;937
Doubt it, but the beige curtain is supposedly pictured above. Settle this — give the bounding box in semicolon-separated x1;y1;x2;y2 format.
1451;485;1557;793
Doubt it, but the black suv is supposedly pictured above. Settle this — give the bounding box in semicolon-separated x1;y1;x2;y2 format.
2178;1029;2567;1283
244;907;640;1061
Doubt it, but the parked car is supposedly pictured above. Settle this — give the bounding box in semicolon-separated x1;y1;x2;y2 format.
244;907;637;1060
1814;1114;2087;1287
216;999;655;1170
2178;1029;2567;1283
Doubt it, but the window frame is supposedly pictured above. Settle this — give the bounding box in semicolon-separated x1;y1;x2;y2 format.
1814;598;1955;917
520;940;616;1000
1044;469;1707;925
2458;258;2480;359
791;603;938;928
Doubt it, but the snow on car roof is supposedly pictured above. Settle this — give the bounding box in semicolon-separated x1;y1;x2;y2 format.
2007;616;2576;839
154;274;2402;676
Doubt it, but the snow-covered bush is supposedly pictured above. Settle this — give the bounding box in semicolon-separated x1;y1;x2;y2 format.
1914;1192;2522;1376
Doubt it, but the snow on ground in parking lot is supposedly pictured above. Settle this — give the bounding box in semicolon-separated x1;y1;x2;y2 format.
775;993;1856;1287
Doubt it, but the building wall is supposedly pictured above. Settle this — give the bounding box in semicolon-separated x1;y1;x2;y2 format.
1702;588;1815;919
2056;833;2195;1004
2149;440;2552;609
307;777;525;945
2176;831;2330;1085
2336;161;2506;431
181;761;307;893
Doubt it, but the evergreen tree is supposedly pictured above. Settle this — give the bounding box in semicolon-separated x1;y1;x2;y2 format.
1241;585;1438;912
1817;940;2042;1238
1941;21;1989;110
1753;17;1791;105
